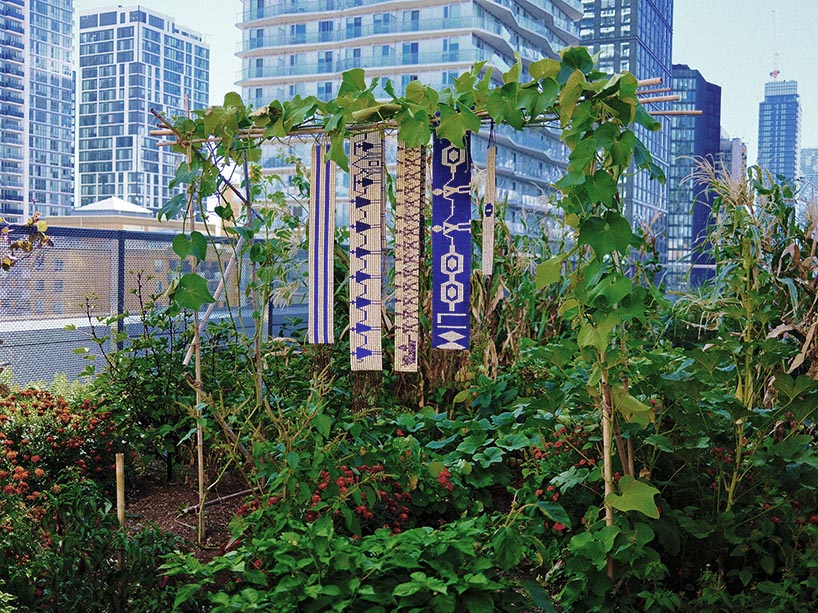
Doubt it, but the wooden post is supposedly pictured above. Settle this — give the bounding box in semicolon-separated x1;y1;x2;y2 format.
116;453;125;573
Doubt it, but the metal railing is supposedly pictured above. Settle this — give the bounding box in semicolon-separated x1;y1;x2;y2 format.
0;226;305;387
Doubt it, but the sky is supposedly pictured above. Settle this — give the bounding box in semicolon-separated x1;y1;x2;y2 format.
75;0;818;165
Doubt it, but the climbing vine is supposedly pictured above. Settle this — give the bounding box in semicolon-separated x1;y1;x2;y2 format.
157;46;666;571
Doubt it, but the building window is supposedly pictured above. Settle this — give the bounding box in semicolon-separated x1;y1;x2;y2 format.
318;20;334;42
402;42;418;64
54;259;64;272
373;13;394;34
54;280;64;293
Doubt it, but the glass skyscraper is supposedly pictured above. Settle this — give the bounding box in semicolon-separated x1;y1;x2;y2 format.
666;63;720;288
236;0;584;233
77;6;209;211
0;0;74;222
580;0;673;251
757;79;801;183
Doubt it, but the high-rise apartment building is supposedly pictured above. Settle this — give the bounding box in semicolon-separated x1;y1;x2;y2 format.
580;0;673;248
757;79;801;183
719;132;747;180
77;6;209;211
236;0;583;233
666;64;720;288
0;0;74;222
799;147;818;211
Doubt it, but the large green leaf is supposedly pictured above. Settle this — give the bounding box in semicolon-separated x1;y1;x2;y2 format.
492;526;523;571
606;475;660;519
578;212;634;256
536;255;566;289
587;272;633;306
172;231;208;263
175;273;216;311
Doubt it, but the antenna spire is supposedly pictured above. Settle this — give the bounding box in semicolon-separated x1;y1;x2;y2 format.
770;10;780;78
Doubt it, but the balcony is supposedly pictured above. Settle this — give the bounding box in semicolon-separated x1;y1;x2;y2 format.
241;0;389;23
0;5;24;20
239;47;510;82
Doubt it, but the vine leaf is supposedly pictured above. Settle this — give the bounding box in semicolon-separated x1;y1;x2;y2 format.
172;231;208;264
605;475;660;519
536;255;566;289
578;212;633;256
175;273;216;311
611;386;655;425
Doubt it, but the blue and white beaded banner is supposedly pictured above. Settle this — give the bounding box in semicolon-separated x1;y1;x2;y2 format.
307;141;336;345
431;135;472;350
482;145;497;277
349;131;384;370
394;142;426;371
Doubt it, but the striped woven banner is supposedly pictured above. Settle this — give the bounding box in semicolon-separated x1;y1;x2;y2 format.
482;145;496;277
431;135;472;350
394;142;426;371
307;141;336;345
349;131;384;370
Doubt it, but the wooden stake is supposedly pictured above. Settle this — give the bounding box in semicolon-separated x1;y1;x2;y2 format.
649;110;703;116
116;453;126;528
116;453;125;572
637;94;681;104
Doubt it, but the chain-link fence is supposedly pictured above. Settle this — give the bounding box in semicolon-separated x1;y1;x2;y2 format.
0;226;307;387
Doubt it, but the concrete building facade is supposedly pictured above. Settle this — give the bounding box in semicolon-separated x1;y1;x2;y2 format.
580;0;673;251
0;0;74;222
236;0;584;234
77;5;209;211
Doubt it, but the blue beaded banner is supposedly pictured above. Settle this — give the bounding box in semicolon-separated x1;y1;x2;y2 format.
349;131;384;370
431;135;472;350
308;141;335;345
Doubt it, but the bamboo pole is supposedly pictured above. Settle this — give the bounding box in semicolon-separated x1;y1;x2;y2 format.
637;94;681;104
636;76;663;87
115;453;125;572
649;110;703;116
636;87;672;95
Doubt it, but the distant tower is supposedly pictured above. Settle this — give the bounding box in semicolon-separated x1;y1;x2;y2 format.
580;0;674;258
0;0;75;222
77;6;210;211
719;131;748;180
757;79;801;182
667;64;721;288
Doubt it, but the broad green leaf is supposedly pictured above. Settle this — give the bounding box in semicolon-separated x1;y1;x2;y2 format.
578;212;634;256
536;500;571;527
223;91;244;109
644;434;674;452
606;475;660;519
456;433;488;455
174;273;215;310
536;255;565;289
473;446;503;468
558;69;585;125
611;386;654;424
487;83;524;130
492;526;523;570
528;58;560;81
587;272;633;306
158;193;187;221
502;53;522;84
172;231;208;263
585;169;618;206
338;68;367;96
